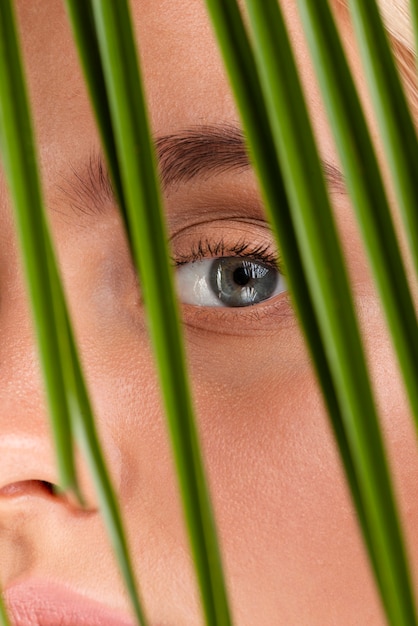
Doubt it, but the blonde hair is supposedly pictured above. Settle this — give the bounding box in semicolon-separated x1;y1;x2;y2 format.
338;0;417;107
377;0;413;50
336;0;413;50
377;0;417;108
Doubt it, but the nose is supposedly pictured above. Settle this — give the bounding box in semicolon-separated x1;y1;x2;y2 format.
0;224;138;606
0;236;110;500
0;251;96;583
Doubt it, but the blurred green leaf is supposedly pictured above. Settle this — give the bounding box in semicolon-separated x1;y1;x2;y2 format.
348;0;418;278
65;0;233;623
297;0;418;462
206;0;417;623
0;0;78;497
0;598;10;626
0;1;147;623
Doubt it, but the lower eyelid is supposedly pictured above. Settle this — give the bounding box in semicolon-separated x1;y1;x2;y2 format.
179;291;296;337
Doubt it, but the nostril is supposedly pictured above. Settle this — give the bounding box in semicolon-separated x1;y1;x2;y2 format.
39;480;56;496
0;480;96;513
0;480;59;499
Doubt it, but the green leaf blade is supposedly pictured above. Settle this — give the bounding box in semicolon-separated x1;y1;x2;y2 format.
207;0;418;623
70;0;233;623
0;0;78;495
348;0;418;279
0;2;147;623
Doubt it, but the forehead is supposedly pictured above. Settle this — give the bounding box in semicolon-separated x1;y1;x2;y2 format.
14;0;351;181
16;1;235;139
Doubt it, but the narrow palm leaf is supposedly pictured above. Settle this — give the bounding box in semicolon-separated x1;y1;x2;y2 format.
213;0;416;622
63;0;125;216
73;1;232;623
0;0;78;495
0;599;10;626
411;0;418;71
348;0;418;278
204;0;387;601
44;235;147;626
246;0;416;621
297;0;418;479
0;3;147;623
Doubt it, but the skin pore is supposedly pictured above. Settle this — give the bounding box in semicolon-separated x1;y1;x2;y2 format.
0;1;417;624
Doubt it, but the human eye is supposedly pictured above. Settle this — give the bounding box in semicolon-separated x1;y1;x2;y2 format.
174;236;286;308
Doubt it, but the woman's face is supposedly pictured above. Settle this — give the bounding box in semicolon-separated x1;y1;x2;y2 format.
0;1;417;624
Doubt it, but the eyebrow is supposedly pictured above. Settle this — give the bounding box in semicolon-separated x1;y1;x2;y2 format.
59;124;345;216
157;124;250;188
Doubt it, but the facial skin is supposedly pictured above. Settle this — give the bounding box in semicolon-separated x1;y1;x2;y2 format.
0;1;417;624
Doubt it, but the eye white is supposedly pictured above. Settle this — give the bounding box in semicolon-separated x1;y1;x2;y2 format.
176;259;225;307
175;257;286;307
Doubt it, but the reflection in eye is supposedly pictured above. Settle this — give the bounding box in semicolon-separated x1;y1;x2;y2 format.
176;257;286;307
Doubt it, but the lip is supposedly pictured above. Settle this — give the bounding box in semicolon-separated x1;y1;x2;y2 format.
3;580;138;626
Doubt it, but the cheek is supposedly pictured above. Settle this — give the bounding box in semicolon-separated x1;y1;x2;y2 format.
356;300;418;590
186;327;385;621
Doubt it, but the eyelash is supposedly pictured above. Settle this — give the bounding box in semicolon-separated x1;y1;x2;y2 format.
173;237;281;271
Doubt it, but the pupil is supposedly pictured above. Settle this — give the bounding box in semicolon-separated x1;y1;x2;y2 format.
233;266;250;286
